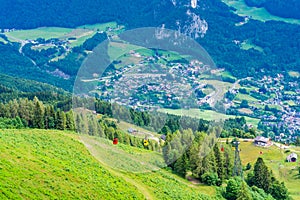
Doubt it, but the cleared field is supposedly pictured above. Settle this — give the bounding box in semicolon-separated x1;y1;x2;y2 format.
268;104;282;111
235;93;259;102
238;108;253;114
117;120;160;138
239;141;300;200
6;27;72;41
0;37;8;44
221;0;300;25
78;22;118;31
221;71;236;80
5;21;118;47
288;71;300;78
68;32;97;47
159;108;260;127
284;100;297;106
0;129;144;199
159;108;230;121
108;41;145;62
240;40;263;52
240;86;258;93
285;91;297;95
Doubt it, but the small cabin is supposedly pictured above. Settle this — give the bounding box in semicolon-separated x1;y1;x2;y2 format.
127;128;138;134
254;136;271;147
287;153;297;162
160;134;166;141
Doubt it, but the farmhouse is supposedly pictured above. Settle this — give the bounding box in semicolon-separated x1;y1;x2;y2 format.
254;136;271;147
286;153;297;162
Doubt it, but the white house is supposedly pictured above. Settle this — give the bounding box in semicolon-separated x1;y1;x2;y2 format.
286;153;297;162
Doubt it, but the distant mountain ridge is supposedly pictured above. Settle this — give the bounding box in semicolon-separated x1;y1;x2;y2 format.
244;0;300;19
0;0;175;29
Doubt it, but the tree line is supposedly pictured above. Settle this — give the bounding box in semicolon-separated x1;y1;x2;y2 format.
0;97;74;130
0;96;161;151
162;129;290;200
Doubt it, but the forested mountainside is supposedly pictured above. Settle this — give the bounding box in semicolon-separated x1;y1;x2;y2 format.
245;0;300;19
0;0;299;91
0;0;173;29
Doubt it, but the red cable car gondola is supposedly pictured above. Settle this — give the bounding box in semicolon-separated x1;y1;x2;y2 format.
221;146;224;152
113;138;118;145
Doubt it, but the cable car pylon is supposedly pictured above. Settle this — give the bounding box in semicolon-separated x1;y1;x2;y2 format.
232;138;243;178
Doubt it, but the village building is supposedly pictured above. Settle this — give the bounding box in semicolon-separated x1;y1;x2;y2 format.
286;153;297;162
254;136;272;147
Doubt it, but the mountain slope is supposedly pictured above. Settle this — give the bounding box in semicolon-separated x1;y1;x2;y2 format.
80;135;221;200
245;0;300;19
0;129;221;199
0;130;144;199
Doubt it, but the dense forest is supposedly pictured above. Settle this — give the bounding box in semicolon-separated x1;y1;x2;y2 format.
245;0;300;19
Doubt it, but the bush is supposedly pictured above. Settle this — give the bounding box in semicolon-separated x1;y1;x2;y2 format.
245;163;252;171
201;172;219;186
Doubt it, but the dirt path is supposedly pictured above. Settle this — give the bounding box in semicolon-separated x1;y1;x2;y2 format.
79;135;154;200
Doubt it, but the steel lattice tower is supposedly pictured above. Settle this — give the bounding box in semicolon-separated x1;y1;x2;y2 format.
232;140;243;178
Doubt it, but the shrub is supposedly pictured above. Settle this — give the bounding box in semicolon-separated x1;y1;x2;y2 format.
201;172;219;186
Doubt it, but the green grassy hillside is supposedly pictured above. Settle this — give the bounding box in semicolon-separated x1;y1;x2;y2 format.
80;135;221;200
238;141;300;200
2;129;298;199
0;129;220;200
0;129;144;199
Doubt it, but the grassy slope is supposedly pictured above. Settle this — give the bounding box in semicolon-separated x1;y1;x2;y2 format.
159;108;260;127
0;129;220;200
0;129;144;199
5;27;72;41
238;141;300;200
80;134;220;200
221;0;300;25
1;130;298;199
5;21;118;47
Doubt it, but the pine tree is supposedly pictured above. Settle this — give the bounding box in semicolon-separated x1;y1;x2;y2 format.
201;151;217;176
79;113;89;134
105;126;115;140
56;110;66;130
226;178;240;200
163;142;172;165
295;136;300;146
174;153;189;177
114;130;123;143
213;143;224;185
18;98;34;126
253;157;272;192
269;181;289;200
88;115;98;136
75;113;81;133
237;181;252;200
48;105;56;129
9;99;19;118
66;110;75;131
123;133;130;145
33;96;45;129
44;106;49;129
0;103;10;118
